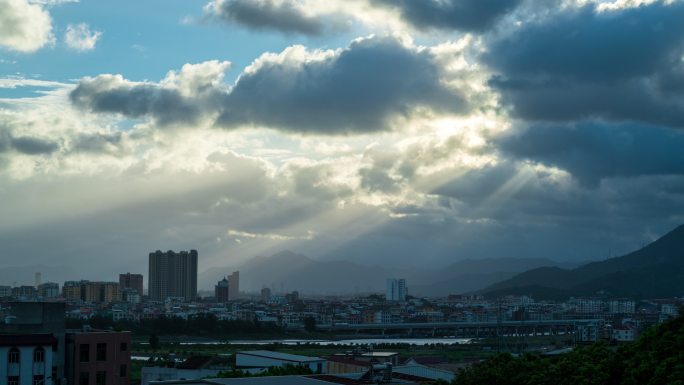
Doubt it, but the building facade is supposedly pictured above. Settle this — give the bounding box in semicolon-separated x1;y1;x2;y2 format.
65;330;131;385
228;271;239;301
148;250;198;302
215;278;229;303
37;283;60;299
118;273;143;296
386;278;407;302
0;302;67;384
83;282;121;304
0;334;57;385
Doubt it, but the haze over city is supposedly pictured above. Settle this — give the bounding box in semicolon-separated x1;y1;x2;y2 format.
2;0;684;289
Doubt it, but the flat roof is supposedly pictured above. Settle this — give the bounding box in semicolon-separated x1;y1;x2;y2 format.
205;377;334;385
0;334;57;347
359;352;398;357
238;350;325;363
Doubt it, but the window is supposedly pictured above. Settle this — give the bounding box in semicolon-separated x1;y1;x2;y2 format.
119;364;127;377
79;372;89;385
79;344;90;362
120;342;127;352
96;371;106;385
8;348;20;363
96;343;107;361
33;375;45;385
34;348;45;363
8;376;19;385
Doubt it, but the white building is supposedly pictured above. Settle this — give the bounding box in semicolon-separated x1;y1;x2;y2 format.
572;298;605;314
385;278;407;302
236;350;326;374
37;283;60;299
0;286;10;297
661;304;679;317
608;300;635;314
0;334;56;385
612;326;636;342
575;321;600;342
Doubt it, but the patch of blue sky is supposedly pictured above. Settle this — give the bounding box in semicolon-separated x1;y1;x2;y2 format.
0;85;57;99
7;0;362;85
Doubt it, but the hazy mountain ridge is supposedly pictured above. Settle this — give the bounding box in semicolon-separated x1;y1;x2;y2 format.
0;265;78;287
200;250;577;296
482;224;684;298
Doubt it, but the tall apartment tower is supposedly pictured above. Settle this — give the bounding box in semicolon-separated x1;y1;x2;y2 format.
228;271;240;300
385;278;407;302
148;250;198;302
119;272;144;295
215;277;229;302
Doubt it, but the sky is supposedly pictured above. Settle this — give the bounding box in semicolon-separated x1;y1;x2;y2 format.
1;0;684;287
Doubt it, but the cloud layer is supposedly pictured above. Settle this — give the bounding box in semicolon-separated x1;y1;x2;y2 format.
207;0;335;36
485;1;684;127
2;0;684;285
71;37;469;134
0;0;53;52
64;23;102;51
371;0;522;32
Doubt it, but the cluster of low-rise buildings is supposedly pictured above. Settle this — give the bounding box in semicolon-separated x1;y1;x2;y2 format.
0;302;131;385
2;269;682;345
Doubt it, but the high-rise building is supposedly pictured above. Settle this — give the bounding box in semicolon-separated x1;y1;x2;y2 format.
119;273;144;296
63;281;82;301
228;271;239;300
38;282;60;298
385;278;407;302
261;287;271;302
83;282;121;304
215;277;230;302
148;249;198;302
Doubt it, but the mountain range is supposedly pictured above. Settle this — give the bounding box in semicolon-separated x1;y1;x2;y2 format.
481;224;684;299
200;251;581;296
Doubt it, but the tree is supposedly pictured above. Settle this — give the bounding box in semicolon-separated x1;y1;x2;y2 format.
149;333;160;351
304;316;316;332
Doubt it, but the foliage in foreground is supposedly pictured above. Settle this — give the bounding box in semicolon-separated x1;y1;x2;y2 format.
453;314;684;385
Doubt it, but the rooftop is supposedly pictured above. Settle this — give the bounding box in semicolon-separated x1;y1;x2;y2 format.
238;350;325;363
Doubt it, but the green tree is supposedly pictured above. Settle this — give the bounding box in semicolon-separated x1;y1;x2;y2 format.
304;316;317;332
149;333;160;351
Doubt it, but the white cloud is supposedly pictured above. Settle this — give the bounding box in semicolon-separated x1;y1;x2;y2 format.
0;0;54;52
64;23;102;52
28;0;78;4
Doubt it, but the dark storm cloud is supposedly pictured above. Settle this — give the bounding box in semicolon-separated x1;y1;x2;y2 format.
427;163;684;247
498;121;684;186
71;37;468;134
70;77;218;126
210;0;327;36
484;1;684;127
371;0;522;32
0;128;59;155
218;36;467;133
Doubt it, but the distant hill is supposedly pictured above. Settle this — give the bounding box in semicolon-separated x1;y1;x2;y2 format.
200;251;575;296
482;224;684;298
0;265;78;287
